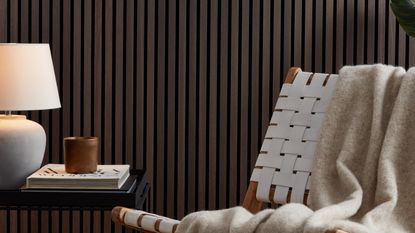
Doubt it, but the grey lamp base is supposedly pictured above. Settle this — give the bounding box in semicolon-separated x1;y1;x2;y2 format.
0;115;46;189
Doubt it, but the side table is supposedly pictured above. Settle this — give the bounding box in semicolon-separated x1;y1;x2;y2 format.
0;169;149;232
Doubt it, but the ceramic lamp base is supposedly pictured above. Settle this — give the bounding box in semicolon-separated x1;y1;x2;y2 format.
0;115;46;189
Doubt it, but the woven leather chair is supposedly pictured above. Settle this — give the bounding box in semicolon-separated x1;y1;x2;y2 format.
112;68;346;233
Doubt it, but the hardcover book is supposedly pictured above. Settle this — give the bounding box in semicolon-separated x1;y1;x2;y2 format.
26;164;130;189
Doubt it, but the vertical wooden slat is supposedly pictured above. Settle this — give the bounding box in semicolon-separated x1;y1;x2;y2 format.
82;211;90;233
207;0;218;211
94;0;103;164
93;211;101;233
366;0;375;64
218;0;229;208
0;210;5;232
114;0;124;165
261;0;271;149
398;25;407;66
187;0;197;213
282;0;292;72
136;0;146;170
356;0;365;64
103;211;111;233
40;0;51;164
125;0;134;167
104;0;114;165
10;0;18;42
325;0;334;72
250;0;260;172
51;0;62;164
20;0;29;42
20;210;28;233
198;0;207;210
315;0;324;71
229;0;239;207
293;0;302;66
146;0;156;213
0;0;7;42
377;0;386;63
30;210;38;233
166;0;177;217
73;0;82;136
51;210;59;233
62;0;71;145
271;0;281;108
304;0;313;71
62;210;70;233
83;0;92;136
387;1;396;65
239;0;250;203
156;0;166;215
346;0;355;65
177;0;187;217
72;210;80;233
41;209;46;233
10;210;17;233
335;0;345;70
30;0;40;124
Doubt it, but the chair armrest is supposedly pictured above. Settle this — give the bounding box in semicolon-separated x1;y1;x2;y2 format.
112;206;180;233
112;207;350;233
326;230;350;233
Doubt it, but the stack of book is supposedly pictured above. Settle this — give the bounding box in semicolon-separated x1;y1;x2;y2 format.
25;164;131;190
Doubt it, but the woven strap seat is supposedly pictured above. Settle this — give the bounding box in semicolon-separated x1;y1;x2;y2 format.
247;69;338;206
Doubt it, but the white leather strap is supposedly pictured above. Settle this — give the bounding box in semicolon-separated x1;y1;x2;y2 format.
141;215;158;232
159;219;180;233
124;209;144;228
291;172;310;203
256;167;275;202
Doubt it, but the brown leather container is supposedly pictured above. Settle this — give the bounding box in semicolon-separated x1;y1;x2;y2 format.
64;137;98;173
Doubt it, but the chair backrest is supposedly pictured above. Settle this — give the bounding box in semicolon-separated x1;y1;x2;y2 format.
242;67;338;213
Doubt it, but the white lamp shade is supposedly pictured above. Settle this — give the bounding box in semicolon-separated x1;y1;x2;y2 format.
0;44;61;110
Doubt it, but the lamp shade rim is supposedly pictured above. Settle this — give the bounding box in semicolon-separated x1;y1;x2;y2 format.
0;43;50;46
0;105;61;111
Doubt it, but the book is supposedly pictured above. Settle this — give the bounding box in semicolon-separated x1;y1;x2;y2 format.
26;164;130;190
22;174;137;193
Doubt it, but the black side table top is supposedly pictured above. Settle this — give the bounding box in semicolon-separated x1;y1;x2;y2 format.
0;169;148;210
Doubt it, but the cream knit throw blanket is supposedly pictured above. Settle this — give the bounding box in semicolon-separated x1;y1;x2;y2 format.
176;64;415;233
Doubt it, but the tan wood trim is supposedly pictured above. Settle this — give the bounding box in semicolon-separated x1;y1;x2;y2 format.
283;67;302;84
111;206;125;225
242;68;302;214
242;181;263;214
326;230;350;233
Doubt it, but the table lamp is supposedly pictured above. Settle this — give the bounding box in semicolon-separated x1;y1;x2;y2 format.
0;44;61;189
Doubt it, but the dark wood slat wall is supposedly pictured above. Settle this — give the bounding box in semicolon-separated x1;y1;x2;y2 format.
1;0;415;231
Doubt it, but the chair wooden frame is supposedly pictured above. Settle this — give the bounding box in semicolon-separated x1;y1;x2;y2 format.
112;68;347;233
242;67;303;213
